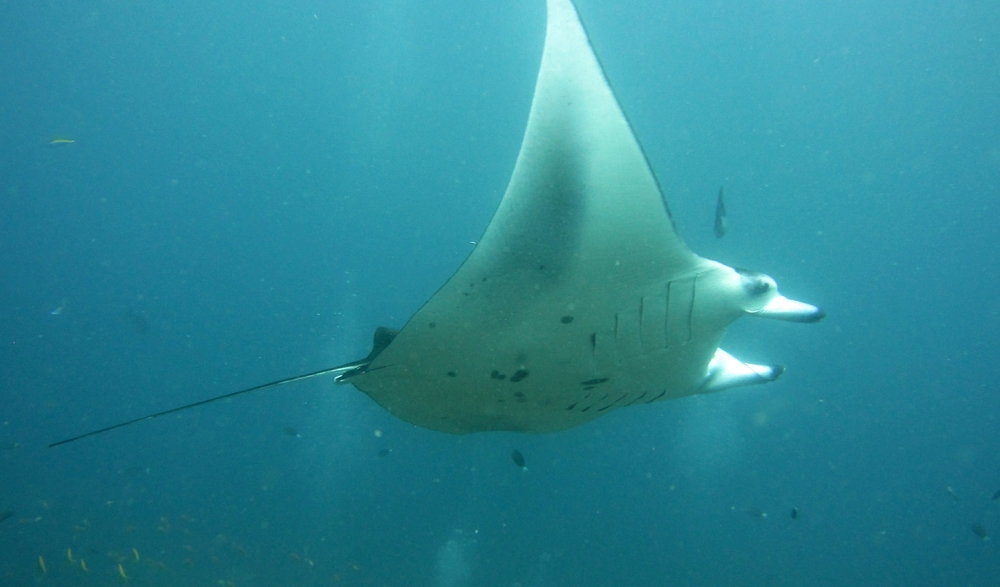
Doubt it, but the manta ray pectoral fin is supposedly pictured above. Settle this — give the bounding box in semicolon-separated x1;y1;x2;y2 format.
699;348;785;394
750;295;825;323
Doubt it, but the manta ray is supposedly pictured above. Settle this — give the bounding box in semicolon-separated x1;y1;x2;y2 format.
328;0;824;434
49;0;822;448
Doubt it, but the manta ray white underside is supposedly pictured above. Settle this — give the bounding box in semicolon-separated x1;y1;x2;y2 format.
334;0;823;434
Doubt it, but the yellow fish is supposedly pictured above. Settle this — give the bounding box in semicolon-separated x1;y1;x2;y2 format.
80;559;88;572
48;138;75;146
132;548;140;561
67;547;74;563
37;555;47;574
117;563;129;581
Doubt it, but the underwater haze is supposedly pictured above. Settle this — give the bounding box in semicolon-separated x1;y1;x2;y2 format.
2;0;1000;585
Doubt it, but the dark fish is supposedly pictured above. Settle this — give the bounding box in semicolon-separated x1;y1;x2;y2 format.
511;450;526;469
971;523;988;539
377;448;391;457
713;187;727;238
0;511;12;525
991;489;1000;501
124;308;150;335
283;427;300;437
790;507;799;520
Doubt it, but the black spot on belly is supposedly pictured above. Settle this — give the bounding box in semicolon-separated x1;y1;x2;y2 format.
446;371;456;377
490;370;507;380
560;316;574;324
509;369;529;383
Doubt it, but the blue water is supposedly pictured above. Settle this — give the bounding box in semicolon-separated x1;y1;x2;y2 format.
2;0;999;585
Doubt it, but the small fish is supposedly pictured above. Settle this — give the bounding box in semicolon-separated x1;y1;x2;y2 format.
48;138;75;146
38;555;47;574
132;548;140;561
0;510;12;524
991;489;1000;501
124;309;149;335
67;547;74;563
947;486;958;501
49;298;66;316
511;449;527;470
745;507;768;518
118;562;129;580
713;187;727;238
80;559;89;572
283;427;300;438
790;507;799;520
971;523;988;539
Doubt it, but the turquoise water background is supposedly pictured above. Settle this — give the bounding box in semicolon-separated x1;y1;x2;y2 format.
2;0;999;585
